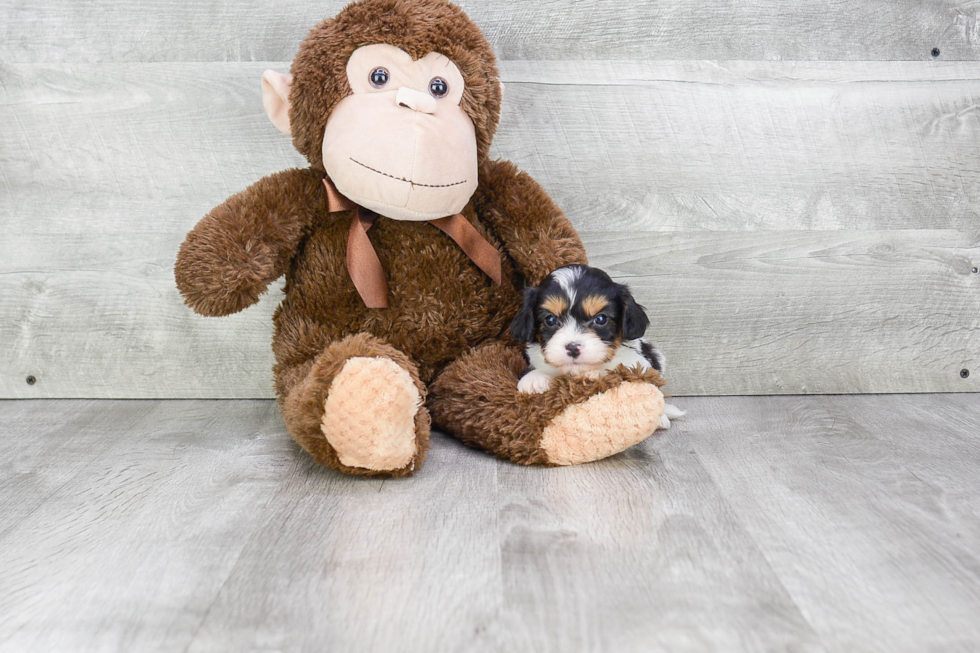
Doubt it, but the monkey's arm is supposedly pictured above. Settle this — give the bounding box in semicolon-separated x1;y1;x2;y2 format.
474;159;588;286
175;167;325;317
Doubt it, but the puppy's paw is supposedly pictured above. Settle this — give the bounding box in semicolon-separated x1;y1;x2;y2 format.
518;369;555;394
658;403;686;430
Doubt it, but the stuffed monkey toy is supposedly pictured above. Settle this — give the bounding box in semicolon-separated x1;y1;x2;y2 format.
175;0;667;477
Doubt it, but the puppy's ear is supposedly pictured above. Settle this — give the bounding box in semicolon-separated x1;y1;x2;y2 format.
510;287;540;343
620;287;650;340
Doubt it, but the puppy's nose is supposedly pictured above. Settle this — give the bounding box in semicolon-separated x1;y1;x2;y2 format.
565;343;581;358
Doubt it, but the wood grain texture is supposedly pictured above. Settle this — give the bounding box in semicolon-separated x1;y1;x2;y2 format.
185;419;504;653
0;230;980;398
502;60;980;232
588;229;980;396
490;438;823;652
0;399;296;653
3;60;979;397
0;400;148;539
1;396;979;651
3;0;980;63
4;61;980;234
692;394;980;653
1;229;976;398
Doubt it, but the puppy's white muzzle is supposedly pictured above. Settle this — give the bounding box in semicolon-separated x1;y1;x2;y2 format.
543;323;609;374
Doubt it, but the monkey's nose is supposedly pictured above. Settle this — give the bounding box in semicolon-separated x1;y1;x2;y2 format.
395;87;437;114
565;343;581;358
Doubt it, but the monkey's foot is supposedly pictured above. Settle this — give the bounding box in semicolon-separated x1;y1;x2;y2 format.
278;333;429;477
538;382;665;465
428;342;667;467
322;356;422;472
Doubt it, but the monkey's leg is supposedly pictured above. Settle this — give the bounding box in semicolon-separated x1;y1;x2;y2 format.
277;333;430;477
428;342;665;466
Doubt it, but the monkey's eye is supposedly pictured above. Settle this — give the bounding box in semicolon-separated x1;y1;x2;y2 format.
544;315;559;327
369;67;390;88
593;314;609;326
429;77;449;98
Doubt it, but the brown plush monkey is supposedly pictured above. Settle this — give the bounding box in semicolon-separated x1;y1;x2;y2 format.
175;0;666;477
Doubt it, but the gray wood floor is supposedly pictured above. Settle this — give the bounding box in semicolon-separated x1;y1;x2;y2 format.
1;395;979;652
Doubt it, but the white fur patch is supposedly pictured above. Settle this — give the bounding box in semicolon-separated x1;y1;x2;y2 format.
663;404;686;419
551;266;583;306
528;337;665;378
658;404;686;430
604;340;653;373
526;343;548;371
542;322;609;374
518;369;556;394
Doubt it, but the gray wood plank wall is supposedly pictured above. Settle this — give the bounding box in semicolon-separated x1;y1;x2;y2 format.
2;1;979;398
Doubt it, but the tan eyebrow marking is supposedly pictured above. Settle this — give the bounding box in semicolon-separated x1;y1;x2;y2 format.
582;295;609;317
541;295;568;316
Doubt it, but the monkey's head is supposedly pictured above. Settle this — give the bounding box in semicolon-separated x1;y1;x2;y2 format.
261;0;502;222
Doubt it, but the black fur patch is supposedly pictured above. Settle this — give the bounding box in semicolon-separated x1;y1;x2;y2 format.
639;340;664;372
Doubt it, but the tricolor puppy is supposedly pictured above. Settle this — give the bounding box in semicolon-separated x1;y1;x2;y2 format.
510;264;684;428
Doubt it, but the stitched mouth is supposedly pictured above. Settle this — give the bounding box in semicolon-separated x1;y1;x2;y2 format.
349;158;467;188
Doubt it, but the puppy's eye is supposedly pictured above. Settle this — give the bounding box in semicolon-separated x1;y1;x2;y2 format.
369;67;390;88
593;314;609;326
429;77;449;98
544;315;559;327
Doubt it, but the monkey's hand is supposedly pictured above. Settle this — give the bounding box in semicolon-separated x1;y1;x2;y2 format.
175;168;324;316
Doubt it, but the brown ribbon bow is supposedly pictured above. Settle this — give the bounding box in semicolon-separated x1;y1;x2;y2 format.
323;178;502;308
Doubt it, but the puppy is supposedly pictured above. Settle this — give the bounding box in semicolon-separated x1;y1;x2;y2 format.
510;264;685;428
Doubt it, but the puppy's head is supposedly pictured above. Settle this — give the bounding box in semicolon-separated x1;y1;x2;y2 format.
510;265;650;375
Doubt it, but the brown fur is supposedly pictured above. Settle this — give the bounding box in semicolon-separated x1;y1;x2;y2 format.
542;295;569;316
428;342;665;465
174;0;666;477
582;295;608;317
175;168;326;317
289;0;502;169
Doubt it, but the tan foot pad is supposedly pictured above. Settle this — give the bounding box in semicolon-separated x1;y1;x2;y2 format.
322;356;421;472
540;382;665;465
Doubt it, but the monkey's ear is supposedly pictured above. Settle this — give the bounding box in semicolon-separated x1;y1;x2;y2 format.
499;81;506;104
261;70;293;135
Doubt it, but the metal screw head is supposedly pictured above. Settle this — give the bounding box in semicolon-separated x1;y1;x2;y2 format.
931;47;941;57
962;369;971;379
26;375;37;385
